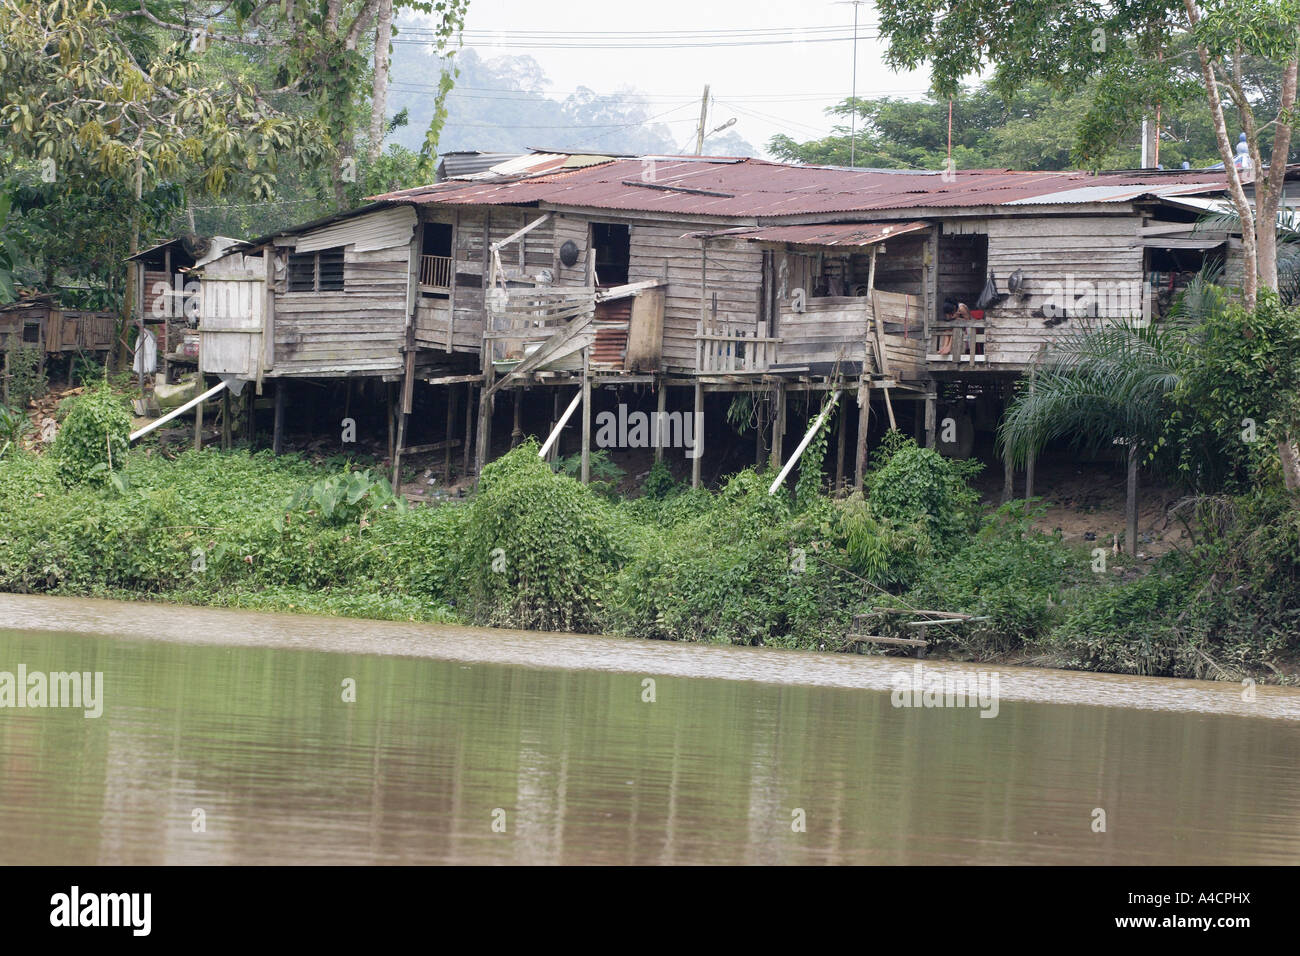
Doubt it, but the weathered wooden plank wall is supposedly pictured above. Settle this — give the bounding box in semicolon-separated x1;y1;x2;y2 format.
272;206;416;376
958;214;1146;367
632;231;762;372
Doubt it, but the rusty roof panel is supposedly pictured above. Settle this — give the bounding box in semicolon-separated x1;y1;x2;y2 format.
371;157;1231;219
708;220;931;246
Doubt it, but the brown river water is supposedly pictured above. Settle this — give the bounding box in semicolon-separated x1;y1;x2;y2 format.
1;593;1298;865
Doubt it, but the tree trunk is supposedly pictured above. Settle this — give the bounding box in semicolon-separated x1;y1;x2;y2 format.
366;0;394;166
1184;0;1258;307
1255;56;1298;294
1279;439;1300;493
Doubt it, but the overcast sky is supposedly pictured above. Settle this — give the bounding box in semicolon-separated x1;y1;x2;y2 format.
405;0;934;157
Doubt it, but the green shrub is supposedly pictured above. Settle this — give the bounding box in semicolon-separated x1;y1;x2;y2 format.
641;458;679;500
0;402;30;457
51;383;131;485
865;432;981;549
901;505;1084;654
6;347;46;409
458;442;623;631
607;467;853;647
281;468;405;528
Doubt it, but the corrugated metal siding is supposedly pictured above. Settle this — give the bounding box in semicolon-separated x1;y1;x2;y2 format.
295;206;417;253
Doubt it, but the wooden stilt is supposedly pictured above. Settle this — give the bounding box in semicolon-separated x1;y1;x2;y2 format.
755;394;767;467
444;385;457;480
194;385;204;451
924;393;936;449
1126;441;1139;557
243;387;254;449
691;380;703;488
475;368;495;476
769;382;786;471
855;380;870;492
1002;441;1014;504
273;379;286;455
463;383;474;476
835;396;847;491
386;381;395;462
392;351;416;492
392;408;408;493
655;382;667;463
221;387;231;450
551;387;562;463
580;353;592;484
511;388;523;447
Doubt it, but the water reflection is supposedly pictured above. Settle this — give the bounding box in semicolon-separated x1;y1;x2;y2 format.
0;595;1298;865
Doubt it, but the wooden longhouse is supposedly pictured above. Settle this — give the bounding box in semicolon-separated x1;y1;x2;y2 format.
192;151;1268;491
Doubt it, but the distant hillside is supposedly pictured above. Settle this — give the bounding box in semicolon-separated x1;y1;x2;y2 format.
387;38;758;158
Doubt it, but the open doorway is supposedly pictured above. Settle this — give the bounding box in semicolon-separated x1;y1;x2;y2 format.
591;222;630;286
420;222;454;293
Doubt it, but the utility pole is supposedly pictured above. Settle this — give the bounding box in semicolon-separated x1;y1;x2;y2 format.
694;84;710;155
836;1;867;167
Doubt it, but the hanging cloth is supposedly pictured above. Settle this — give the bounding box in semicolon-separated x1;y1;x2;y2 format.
132;327;157;376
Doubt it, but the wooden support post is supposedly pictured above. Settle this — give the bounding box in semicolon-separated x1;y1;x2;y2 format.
835;396;847;492
1026;344;1044;502
511;388;524;447
393;352;416;491
463;382;474;476
444;385;457;480
1002;441;1014;504
221;387;232;450
755;394;767;467
386;382;395;462
475;368;495;476
1126;441;1139;557
194;386;204;450
392;407;408;493
580;353;592;484
855;380;870;492
691;380;703;488
769;382;786;471
924;393;936;449
244;387;254;449
550;388;562;463
273;380;286;455
655;383;667;463
769;390;840;495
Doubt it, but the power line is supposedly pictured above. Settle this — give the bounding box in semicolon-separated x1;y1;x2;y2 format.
388;84;934;102
392;32;883;50
451;24;875;37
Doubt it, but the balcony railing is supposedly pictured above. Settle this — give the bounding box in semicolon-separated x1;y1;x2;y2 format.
927;320;986;363
420;254;452;290
695;322;781;372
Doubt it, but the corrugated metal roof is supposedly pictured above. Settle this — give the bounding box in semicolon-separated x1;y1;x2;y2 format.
371;156;1231;218
698;220;931;246
437;151;526;178
1003;182;1225;205
451;152;569;180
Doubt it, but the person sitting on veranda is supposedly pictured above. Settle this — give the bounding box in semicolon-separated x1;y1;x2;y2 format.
937;298;970;355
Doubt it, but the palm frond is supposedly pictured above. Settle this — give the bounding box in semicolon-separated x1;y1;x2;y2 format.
999;318;1188;466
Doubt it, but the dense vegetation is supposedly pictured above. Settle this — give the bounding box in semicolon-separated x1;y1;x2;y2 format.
2;379;1296;682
